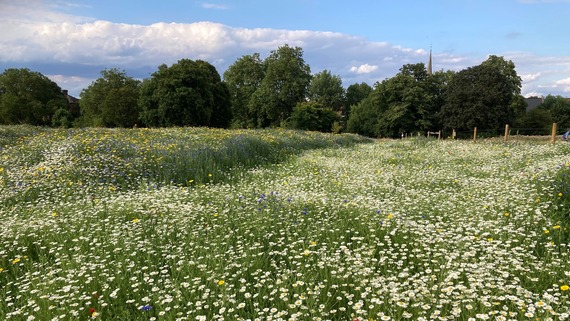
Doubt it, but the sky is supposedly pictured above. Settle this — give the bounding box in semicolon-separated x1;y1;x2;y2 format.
1;0;570;98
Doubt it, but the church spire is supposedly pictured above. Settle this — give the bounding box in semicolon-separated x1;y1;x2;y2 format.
427;47;433;75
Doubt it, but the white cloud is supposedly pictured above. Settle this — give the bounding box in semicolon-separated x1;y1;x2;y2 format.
554;78;570;92
521;72;541;83
350;64;379;74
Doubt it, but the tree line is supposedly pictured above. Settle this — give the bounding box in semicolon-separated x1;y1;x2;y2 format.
1;44;569;136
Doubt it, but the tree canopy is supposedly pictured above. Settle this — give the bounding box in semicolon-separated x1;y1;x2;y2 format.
441;62;514;131
249;45;311;127
223;53;265;128
0;68;68;126
79;68;141;127
308;70;345;113
139;59;231;128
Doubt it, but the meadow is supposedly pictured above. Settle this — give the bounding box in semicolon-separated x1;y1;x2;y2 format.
0;126;569;321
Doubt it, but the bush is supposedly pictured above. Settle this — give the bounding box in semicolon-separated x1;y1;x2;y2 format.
288;101;340;132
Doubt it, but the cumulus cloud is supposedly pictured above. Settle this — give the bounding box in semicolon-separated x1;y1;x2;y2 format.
521;72;541;83
350;64;379;74
554;78;570;92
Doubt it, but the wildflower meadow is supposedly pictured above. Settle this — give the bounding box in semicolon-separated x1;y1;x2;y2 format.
0;125;569;321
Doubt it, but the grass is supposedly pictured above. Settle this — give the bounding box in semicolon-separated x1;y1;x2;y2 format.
0;126;569;321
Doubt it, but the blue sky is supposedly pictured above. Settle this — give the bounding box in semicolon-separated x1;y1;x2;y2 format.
2;0;570;97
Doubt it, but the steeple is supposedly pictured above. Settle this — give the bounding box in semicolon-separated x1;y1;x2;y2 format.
427;48;433;75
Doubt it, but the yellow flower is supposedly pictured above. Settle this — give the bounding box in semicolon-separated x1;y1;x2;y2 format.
51;212;58;217
132;218;140;223
504;212;509;217
558;192;563;197
387;213;394;219
544;230;550;234
217;280;225;286
12;257;21;264
0;268;4;273
0;167;4;173
561;285;569;291
487;238;493;242
553;225;561;230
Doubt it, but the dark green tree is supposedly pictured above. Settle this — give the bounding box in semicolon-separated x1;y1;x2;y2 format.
441;62;515;131
347;86;382;137
345;82;372;116
538;95;570;130
0;68;67;125
375;63;441;137
481;55;526;124
287;101;341;132
79;68;141;127
517;108;553;135
308;70;345;112
250;45;311;127
223;53;265;128
139;59;231;127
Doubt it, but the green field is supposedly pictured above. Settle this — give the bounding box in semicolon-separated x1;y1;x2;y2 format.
0;126;569;321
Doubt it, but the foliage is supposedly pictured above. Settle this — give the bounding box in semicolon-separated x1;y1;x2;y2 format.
51;108;74;128
346;88;382;137
442;64;512;131
79;68;141;127
308;70;345;113
347;64;446;138
538;94;570;131
516;108;553;135
287;101;341;132
442;56;523;131
0;68;68;126
223;53;265;128
375;63;442;137
249;45;311;127
345;82;372;116
139;59;232;128
1;128;569;320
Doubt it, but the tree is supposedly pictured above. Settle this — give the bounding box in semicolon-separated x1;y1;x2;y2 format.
441;62;515;131
250;45;311;127
516;108;553;135
308;70;345;113
0;68;67;125
139;59;232;128
538;95;570;130
287;101;340;132
347;86;382;137
223;53;265;128
375;63;441;137
345;82;372;114
79;68;141;127
481;55;526;124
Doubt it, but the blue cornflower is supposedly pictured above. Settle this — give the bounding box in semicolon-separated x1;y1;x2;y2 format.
141;305;152;311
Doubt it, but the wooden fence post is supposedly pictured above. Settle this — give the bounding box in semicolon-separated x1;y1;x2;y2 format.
438;130;441;141
551;123;558;144
452;129;456;140
504;124;509;143
473;127;477;144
